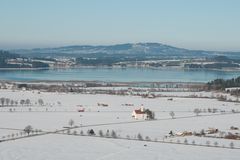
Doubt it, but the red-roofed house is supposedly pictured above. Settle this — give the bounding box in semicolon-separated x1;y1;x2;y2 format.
132;107;148;120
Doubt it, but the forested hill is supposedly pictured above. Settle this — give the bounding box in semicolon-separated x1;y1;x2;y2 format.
11;43;240;59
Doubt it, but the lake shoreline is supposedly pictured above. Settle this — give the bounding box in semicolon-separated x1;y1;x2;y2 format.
0;66;240;72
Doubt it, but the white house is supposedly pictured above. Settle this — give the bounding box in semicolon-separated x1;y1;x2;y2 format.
132;107;148;120
225;87;240;92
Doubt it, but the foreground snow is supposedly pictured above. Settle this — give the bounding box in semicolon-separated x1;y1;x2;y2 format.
0;134;239;160
0;89;239;159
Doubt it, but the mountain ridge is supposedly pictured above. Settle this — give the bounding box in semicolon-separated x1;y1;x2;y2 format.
9;42;240;59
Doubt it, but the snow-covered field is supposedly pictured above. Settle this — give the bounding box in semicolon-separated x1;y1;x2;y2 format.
1;134;240;160
0;89;240;159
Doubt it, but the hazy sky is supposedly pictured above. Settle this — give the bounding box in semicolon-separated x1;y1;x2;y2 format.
0;0;240;51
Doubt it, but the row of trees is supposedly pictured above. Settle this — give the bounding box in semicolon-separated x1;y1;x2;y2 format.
168;107;237;119
1;125;43;141
177;138;235;149
0;97;44;107
62;127;236;149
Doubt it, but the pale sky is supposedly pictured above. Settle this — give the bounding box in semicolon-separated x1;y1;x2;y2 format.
0;0;240;51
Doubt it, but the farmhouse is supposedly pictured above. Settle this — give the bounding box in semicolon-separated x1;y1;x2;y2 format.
132;107;148;120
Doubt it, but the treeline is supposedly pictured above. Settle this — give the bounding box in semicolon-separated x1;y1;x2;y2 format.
76;55;157;66
185;62;239;69
76;57;121;66
207;76;240;90
185;56;240;69
31;62;49;68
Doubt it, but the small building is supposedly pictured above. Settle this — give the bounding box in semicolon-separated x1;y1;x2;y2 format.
175;131;192;136
225;87;240;92
207;128;218;134
78;108;85;112
77;105;85;112
132;107;148;120
97;103;109;107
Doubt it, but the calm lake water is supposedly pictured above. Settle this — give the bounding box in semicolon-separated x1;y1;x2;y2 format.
0;68;239;82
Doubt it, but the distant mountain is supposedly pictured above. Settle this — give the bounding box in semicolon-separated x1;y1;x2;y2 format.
10;43;240;59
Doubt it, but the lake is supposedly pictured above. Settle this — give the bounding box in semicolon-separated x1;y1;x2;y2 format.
0;68;239;82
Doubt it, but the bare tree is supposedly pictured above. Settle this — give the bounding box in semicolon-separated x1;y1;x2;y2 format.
80;130;84;135
193;108;201;116
5;98;10;106
38;99;44;106
169;111;175;119
73;130;77;135
67;130;71;134
68;119;74;127
0;97;5;107
230;142;234;149
192;140;196;145
98;130;103;137
111;130;117;138
25;99;31;106
10;100;14;106
137;133;143;140
200;129;205;136
105;130;110;137
206;141;210;146
145;136;151;141
20;99;25;106
24;125;33;135
184;138;188;144
87;129;95;136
